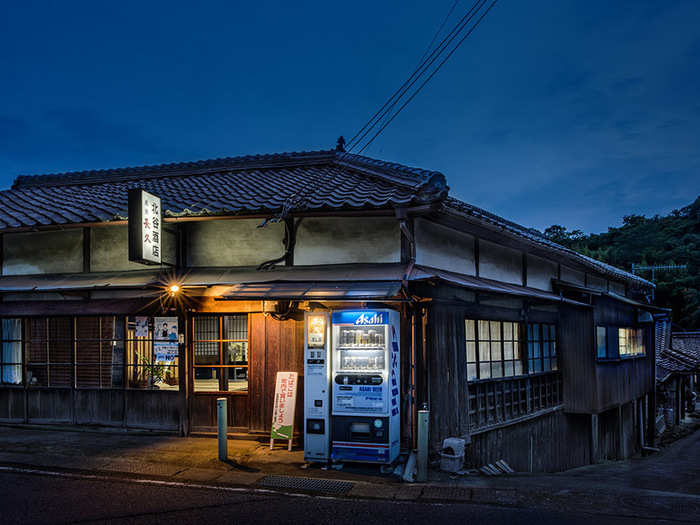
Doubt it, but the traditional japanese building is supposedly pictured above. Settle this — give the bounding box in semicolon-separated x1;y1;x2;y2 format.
0;149;662;471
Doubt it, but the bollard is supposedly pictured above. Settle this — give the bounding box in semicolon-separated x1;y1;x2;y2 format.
217;397;227;461
417;408;429;482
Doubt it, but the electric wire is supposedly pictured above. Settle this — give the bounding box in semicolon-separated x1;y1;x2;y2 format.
354;0;500;154
345;0;484;152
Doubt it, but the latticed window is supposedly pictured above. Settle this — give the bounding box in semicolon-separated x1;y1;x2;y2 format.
1;319;22;385
618;327;645;357
75;316;126;389
25;317;73;387
193;315;249;392
526;323;557;373
466;320;522;380
125;317;179;390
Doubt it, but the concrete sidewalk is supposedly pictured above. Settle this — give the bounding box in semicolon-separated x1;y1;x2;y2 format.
0;422;699;522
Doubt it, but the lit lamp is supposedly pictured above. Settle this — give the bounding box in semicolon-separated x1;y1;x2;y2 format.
307;314;326;348
168;284;181;296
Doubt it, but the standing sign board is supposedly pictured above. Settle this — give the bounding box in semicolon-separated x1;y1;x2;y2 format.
128;188;162;265
154;317;179;363
270;371;298;451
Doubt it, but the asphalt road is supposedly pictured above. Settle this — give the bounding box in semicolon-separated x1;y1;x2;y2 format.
0;471;685;525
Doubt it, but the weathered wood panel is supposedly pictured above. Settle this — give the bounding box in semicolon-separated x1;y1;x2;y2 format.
0;388;25;422
467;410;590;472
560;303;596;412
74;390;124;426
190;393;249;430
427;303;470;452
27;389;72;423
125;390;180;430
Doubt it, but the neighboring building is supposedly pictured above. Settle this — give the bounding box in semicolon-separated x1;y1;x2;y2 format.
0;150;661;471
655;322;699;430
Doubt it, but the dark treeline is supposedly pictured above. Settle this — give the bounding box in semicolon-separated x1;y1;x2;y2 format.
544;196;700;330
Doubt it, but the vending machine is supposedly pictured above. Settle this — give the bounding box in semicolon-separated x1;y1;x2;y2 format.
303;311;331;462
330;309;400;464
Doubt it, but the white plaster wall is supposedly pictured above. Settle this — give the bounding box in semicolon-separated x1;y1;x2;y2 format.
3;230;83;275
527;254;558;291
586;274;607;291
187;219;285;267
479;239;522;285
91;225;176;271
610;280;626;295
414;218;475;275
294;217;400;266
561;265;585;286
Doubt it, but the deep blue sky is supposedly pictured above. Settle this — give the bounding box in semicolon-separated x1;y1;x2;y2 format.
1;1;698;232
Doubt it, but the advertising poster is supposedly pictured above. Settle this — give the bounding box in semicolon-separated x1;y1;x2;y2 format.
270;371;298;440
154;317;179;363
135;316;149;338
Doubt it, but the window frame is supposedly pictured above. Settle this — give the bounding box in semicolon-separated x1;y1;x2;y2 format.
0;318;24;386
465;319;524;382
595;325;647;362
526;323;558;374
192;314;250;393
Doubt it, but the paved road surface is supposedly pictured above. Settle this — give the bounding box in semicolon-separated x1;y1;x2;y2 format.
0;471;687;525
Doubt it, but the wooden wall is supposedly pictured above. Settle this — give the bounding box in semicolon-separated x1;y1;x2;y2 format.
560;303;596;412
467;410;590;472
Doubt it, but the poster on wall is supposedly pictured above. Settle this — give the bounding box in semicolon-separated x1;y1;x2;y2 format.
135;316;149;338
270;371;298;449
154;316;179;363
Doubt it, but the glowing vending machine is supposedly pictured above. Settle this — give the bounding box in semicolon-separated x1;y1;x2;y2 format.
331;309;400;464
303;311;331;462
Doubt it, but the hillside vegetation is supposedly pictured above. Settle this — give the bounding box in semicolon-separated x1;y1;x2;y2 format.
543;196;700;330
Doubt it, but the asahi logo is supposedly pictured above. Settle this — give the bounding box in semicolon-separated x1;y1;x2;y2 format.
354;312;383;325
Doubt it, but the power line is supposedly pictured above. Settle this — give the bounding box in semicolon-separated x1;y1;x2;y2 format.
417;0;461;67
355;0;500;154
346;0;485;152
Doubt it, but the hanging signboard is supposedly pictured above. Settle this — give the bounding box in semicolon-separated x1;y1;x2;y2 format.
270;371;298;451
154;316;179;363
128;188;162;265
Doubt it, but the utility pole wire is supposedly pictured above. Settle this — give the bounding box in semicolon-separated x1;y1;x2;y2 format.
417;0;461;66
355;0;500;155
346;0;484;151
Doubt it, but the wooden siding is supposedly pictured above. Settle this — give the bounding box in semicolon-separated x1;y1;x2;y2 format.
0;388;24;421
467;410;590;472
426;303;470;452
560;303;596;412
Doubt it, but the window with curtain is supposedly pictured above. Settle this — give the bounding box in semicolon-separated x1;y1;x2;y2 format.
1;319;22;385
465;319;522;381
193;315;249;392
619;327;646;357
527;323;557;373
25;317;73;387
125;317;179;390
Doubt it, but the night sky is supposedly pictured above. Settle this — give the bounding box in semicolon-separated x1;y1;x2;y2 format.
1;1;698;232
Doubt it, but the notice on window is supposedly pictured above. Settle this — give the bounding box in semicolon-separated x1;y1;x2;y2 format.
135;316;149;338
271;371;298;440
154;317;178;363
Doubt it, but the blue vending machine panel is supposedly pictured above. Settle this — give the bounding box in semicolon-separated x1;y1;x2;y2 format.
330;309;400;464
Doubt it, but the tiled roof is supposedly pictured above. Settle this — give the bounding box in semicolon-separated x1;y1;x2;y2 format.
671;332;700;364
2;150;447;228
443;197;652;288
3;148;649;288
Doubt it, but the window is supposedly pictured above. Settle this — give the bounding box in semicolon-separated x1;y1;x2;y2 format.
466;320;522;380
25;318;73;387
596;326;608;359
619;327;645;357
596;326;646;360
126;317;179;390
527;324;557;373
193;315;249;392
1;319;22;385
75;316;125;389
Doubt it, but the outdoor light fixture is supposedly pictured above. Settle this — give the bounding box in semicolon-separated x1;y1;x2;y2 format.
168;284;181;295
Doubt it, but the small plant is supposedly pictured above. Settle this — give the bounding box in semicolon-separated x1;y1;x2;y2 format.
135;352;165;386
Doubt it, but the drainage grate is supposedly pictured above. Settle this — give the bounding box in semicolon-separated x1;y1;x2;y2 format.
259;475;354;495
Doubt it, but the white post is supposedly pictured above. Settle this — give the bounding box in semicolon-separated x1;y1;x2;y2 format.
417;408;429;482
217;397;227;461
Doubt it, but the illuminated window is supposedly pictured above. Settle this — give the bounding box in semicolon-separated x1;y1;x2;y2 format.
193;315;249;392
465;320;522;380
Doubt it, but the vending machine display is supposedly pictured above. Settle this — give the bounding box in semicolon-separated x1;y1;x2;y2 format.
303;311;331;462
330;309;400;464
